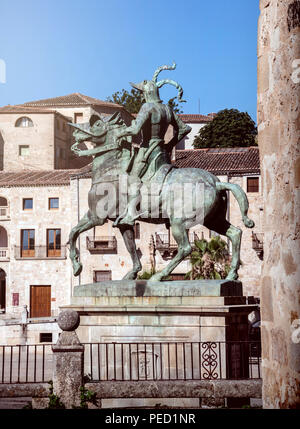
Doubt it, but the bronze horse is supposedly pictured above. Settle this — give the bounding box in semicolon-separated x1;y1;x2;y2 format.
68;112;254;282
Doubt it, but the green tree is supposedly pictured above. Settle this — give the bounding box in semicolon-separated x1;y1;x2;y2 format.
193;108;257;149
185;236;230;280
106;89;183;114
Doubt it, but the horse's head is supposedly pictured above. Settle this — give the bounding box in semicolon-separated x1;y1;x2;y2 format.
69;111;126;145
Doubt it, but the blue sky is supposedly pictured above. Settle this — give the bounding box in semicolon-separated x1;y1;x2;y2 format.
0;0;259;121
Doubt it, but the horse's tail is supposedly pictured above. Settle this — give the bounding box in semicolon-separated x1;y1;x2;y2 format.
216;181;255;228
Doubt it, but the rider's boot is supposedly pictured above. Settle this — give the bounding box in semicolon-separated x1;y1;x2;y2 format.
113;192;139;226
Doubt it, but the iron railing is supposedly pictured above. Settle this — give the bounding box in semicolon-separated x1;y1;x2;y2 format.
0;247;9;259
86;236;117;253
155;232;200;251
83;341;261;382
14;245;67;259
0;344;53;384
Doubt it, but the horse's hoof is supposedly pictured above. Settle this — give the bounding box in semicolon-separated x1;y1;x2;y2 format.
225;272;238;281
148;273;163;282
122;271;138;280
73;263;83;277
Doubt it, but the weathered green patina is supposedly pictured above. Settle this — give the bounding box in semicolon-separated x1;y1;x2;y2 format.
68;63;254;282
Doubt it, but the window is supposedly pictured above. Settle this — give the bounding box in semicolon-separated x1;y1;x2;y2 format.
47;229;61;257
0;198;8;218
19;145;30;156
247;177;259;193
74;112;83;123
15;117;33;127
49;198;59;210
0;197;7;206
23;198;33;210
93;270;112;282
21;229;35;257
134;222;140;240
39;333;53;343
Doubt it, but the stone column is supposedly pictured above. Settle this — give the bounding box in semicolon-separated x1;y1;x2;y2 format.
52;310;84;408
258;0;300;408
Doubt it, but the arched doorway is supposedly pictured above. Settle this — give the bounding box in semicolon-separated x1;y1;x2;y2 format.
0;269;6;310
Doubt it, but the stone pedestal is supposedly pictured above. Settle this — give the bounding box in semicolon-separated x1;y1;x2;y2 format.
62;280;257;385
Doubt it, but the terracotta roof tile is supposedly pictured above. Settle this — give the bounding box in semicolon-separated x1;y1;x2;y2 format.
0;147;259;187
174;147;260;175
0;105;72;121
0;170;77;187
178;114;213;123
0;105;57;114
21;92;123;110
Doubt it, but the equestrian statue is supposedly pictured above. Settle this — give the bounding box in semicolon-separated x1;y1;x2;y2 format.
68;63;254;282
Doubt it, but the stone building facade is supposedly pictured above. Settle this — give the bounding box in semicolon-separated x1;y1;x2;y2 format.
258;0;300;408
0;106;72;171
0;93;134;171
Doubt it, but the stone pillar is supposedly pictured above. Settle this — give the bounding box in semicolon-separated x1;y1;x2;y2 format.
258;0;300;408
52;310;83;409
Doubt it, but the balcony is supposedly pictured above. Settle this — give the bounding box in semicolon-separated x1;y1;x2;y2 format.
86;236;117;254
14;245;67;260
0;207;10;220
0;247;9;260
252;232;264;259
154;232;200;258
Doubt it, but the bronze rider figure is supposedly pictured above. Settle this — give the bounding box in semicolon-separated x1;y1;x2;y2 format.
114;62;192;226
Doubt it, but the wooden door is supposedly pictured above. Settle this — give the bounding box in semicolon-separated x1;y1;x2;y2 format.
47;229;61;257
30;285;51;318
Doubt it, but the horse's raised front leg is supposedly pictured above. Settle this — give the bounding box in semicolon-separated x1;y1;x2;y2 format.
68;212;98;276
119;225;142;280
149;222;192;282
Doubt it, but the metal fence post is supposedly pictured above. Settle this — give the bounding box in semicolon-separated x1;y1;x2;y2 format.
51;310;83;408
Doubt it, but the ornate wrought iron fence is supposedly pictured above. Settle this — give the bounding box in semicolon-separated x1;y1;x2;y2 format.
0;341;261;384
0;344;53;383
83;341;261;382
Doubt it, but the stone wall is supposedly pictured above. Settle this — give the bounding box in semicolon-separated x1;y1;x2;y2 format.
258;0;300;408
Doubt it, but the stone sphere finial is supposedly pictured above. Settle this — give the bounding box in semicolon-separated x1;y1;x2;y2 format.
57;310;80;331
